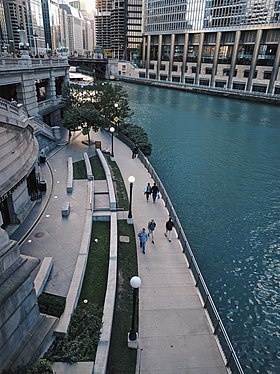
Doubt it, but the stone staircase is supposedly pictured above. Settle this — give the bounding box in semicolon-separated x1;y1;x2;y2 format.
6;313;58;370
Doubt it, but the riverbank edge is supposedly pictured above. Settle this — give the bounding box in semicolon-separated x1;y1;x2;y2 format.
116;76;280;105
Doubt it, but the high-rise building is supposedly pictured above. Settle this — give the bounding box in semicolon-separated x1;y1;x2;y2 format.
138;0;280;95
95;0;143;60
127;0;143;62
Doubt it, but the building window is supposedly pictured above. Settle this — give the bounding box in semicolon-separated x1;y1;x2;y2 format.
199;79;209;86
223;68;230;76
252;84;267;93
160;75;167;81
192;66;197;73
160;64;165;70
149;73;156;79
139;72;146;78
172;65;177;72
185;77;194;84
205;67;212;75
149;64;154;70
244;70;257;78
172;76;180;82
215;81;226;88
274;87;280;95
263;71;272;80
232;82;246;90
223;69;237;77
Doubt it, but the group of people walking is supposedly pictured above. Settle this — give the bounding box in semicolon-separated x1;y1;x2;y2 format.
131;178;175;254
138;217;174;254
144;182;159;203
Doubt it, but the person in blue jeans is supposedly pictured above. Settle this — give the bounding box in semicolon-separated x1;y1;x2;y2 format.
138;228;149;254
148;219;156;244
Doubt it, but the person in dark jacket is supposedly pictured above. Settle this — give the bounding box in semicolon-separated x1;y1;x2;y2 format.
132;146;138;159
151;182;159;203
148;219;156;244
164;217;174;242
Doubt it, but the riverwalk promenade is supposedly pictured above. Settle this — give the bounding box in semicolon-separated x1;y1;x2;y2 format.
15;129;228;373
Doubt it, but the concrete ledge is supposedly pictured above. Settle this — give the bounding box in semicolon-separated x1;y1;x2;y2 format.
66;157;73;193
87;180;94;211
83;152;93;181
54;208;93;337
34;257;53;297
96;149;116;211
93;212;118;374
61;202;70;217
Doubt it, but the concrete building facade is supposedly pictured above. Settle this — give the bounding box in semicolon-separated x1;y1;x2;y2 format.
137;0;280;96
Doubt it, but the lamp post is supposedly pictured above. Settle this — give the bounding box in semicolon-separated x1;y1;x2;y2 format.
110;126;115;157
128;276;141;347
128;175;135;220
114;102;119;133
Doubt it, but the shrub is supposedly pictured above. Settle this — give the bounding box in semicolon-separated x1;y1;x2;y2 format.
37;293;66;318
121;124;152;156
44;304;102;363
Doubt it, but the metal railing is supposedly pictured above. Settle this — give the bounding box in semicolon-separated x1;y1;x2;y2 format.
118;132;244;374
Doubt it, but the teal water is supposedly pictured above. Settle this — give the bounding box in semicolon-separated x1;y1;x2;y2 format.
121;82;280;373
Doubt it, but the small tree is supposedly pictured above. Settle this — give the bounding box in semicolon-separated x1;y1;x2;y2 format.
64;103;107;144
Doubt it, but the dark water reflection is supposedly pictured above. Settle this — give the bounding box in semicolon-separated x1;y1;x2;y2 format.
121;82;280;373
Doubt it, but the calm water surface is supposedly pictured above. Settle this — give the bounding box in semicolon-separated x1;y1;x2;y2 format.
121;82;280;373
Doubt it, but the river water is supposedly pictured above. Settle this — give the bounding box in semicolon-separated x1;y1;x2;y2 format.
120;82;280;373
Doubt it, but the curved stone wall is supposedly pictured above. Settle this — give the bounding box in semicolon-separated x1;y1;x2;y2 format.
0;123;39;226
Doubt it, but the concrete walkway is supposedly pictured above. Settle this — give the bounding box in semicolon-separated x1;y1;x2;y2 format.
98;132;228;374
16;129;227;373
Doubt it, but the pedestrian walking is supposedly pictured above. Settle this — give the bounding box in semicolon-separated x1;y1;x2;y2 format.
151;182;159;203
144;182;152;202
164;217;174;242
132;146;138;159
138;228;149;254
148;219;156;244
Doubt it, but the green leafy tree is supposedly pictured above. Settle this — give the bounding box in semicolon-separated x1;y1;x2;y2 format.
94;82;133;128
64;103;107;143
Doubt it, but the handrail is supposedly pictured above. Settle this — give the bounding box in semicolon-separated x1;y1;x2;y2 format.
117;132;244;374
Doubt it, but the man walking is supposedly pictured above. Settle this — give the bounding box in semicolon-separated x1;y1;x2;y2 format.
138;228;149;253
148;219;156;244
151;182;159;203
164;217;174;242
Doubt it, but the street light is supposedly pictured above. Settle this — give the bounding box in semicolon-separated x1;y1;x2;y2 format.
128;276;141;344
114;103;119;133
128;175;135;219
110;126;115;157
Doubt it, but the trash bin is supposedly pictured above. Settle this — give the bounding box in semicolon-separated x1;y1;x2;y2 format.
39;180;47;192
95;141;101;149
39;155;46;164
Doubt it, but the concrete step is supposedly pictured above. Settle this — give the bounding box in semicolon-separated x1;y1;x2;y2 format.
9;314;58;370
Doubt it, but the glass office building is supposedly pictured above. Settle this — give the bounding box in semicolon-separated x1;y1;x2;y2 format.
140;0;280;95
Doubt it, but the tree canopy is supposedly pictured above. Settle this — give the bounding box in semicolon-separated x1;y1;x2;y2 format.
62;81;133;131
62;79;152;155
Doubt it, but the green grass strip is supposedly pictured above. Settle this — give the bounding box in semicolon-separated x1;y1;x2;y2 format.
106;156;129;210
89;155;106;180
107;220;138;373
79;221;110;308
73;159;87;179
